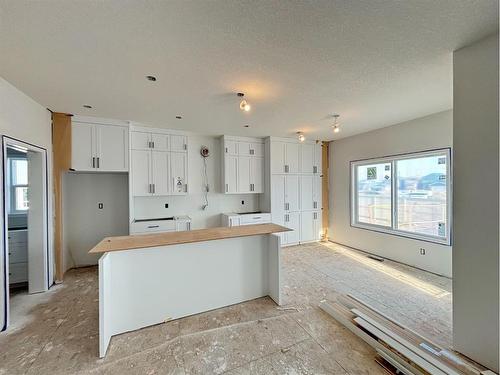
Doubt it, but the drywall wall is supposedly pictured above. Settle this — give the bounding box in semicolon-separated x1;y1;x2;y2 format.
62;173;129;269
132;134;260;229
0;77;53;330
453;33;499;371
329;110;453;276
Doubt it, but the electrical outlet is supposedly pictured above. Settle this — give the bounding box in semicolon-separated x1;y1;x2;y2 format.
420;248;426;255
241;200;245;205
98;203;103;209
165;203;169;208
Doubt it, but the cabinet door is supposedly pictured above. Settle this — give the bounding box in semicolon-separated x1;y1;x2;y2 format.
151;133;169;151
224;155;238;193
249;142;263;157
285;143;300;173
71;122;95;171
300;211;315;242
285;211;300;244
170;152;188;194
314;211;322;240
300;143;314;174
224;140;238;155
313;176;322;210
237;156;251;193
313;143;322;174
300;175;314;211
285;175;300;211
170;135;187;152
250;157;264;193
151;151;170;195
271;175;286;220
271;141;286;174
238;142;251;156
131;150;151;196
131;131;151;150
96;125;128;172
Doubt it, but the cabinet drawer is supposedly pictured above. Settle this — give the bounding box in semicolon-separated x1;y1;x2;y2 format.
8;230;27;244
130;220;176;234
239;213;271;225
9;242;28;263
9;262;28;284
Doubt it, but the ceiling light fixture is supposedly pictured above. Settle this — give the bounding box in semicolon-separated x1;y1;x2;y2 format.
332;114;341;133
146;75;157;82
237;92;251;112
175;115;182;119
83;104;92;109
297;132;305;142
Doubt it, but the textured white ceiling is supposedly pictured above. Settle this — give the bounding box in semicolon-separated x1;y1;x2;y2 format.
0;1;497;140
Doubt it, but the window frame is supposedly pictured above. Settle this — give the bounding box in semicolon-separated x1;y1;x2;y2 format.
8;156;29;214
350;148;452;246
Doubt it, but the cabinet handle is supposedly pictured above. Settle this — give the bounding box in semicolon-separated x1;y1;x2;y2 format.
148;141;151;148
96;157;100;168
284;165;289;173
92;157;95;168
314;212;317;220
183;144;187;150
313;201;317;209
152;141;155;148
148;184;152;193
225;183;228;192
152;184;155;194
147;225;160;229
250;149;254;155
225;147;228;153
187;222;191;230
313;166;317;174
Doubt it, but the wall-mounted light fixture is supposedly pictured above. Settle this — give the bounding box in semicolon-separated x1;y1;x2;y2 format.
297;131;305;142
332;114;340;133
237;92;251;112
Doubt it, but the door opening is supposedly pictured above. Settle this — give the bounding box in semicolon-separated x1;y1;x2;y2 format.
1;136;51;331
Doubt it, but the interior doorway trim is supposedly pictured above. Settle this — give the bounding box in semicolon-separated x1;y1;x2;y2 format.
1;135;52;331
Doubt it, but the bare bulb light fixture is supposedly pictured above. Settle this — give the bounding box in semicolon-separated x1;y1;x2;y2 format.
332;114;341;133
237;92;251;112
297;132;305;142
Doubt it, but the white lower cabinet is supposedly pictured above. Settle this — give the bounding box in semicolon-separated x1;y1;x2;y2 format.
300;211;321;242
131;150;151;196
284;211;301;245
8;229;28;284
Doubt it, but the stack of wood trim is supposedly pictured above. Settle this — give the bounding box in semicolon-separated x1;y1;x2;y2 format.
319;295;495;375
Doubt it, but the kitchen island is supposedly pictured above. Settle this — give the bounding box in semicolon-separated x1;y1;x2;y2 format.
89;223;290;357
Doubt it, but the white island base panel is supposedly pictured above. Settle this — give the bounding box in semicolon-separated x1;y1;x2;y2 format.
98;233;281;357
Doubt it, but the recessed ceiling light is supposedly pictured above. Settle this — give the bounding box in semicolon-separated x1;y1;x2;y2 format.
175;115;182;119
244;125;250;128
83;104;92;109
146;75;157;82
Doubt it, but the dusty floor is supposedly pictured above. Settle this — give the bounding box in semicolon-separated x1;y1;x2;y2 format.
0;242;452;374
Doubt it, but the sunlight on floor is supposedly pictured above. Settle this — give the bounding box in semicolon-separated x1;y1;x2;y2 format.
323;242;451;298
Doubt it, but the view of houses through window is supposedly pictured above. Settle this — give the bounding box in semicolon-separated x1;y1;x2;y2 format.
352;149;450;244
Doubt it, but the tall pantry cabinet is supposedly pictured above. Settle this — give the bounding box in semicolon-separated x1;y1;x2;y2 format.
265;137;323;245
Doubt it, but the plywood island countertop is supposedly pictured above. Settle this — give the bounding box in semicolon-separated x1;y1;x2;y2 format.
89;223;291;254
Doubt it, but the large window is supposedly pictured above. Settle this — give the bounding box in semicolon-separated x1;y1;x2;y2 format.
351;149;451;245
8;157;29;213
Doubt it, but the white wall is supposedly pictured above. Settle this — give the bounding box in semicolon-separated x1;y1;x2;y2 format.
132;134;260;229
329;110;453;276
62;173;129;270
452;33;499;371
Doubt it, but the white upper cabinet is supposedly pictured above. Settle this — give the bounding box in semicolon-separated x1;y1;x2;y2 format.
71;122;95;171
285;175;300;212
151;151;170;195
300;143;315;174
313;143;322;174
170;135;188;152
71;120;128;172
285;143;300;173
300;175;314;211
131;150;151;196
271;141;286;174
151;133;169;151
97;125;129;171
130;128;189;196
221;136;265;194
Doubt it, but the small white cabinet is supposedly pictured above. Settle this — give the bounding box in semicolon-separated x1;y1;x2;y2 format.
221;136;265;194
300;211;321;243
71;120;129;172
130;128;189;196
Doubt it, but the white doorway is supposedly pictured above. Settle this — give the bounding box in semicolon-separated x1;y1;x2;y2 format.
0;136;51;331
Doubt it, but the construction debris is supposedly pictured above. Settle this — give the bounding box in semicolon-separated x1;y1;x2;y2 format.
319;295;495;375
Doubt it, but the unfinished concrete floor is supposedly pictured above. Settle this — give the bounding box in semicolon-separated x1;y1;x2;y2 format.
0;242;452;374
